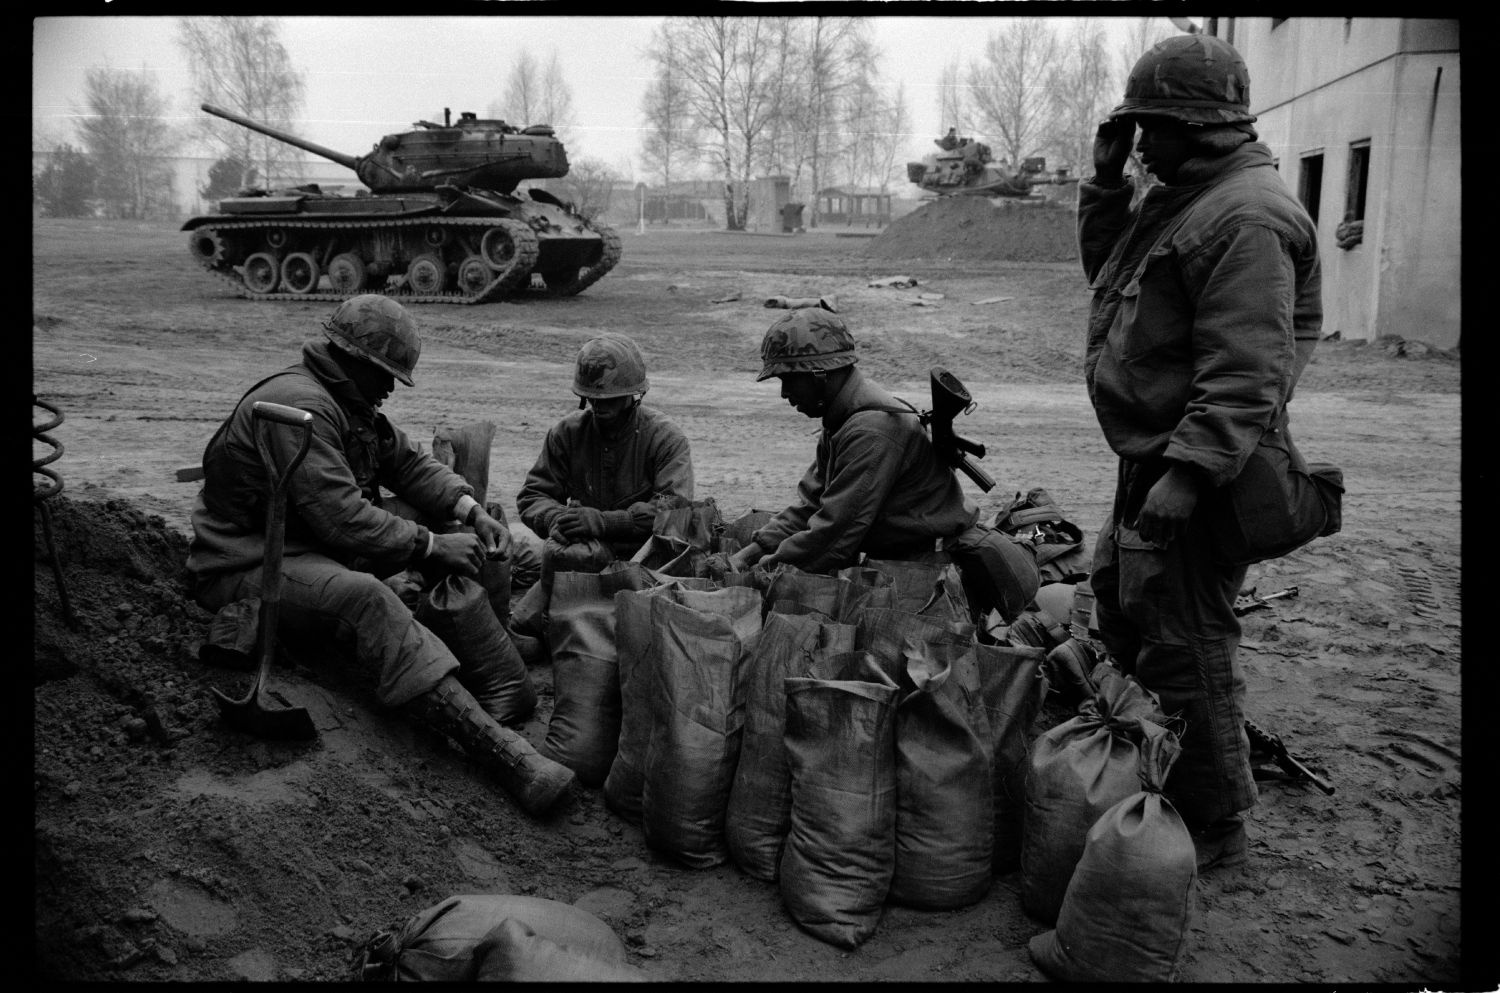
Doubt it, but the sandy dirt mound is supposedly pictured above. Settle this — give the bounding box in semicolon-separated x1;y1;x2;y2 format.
862;196;1078;263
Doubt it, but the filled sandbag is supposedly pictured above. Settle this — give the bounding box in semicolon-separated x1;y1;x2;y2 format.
473;918;648;982
416;575;536;726
864;556;971;624
1019;664;1164;924
603;578;718;822
1029;721;1196;982
539;562;656;786
724;606;857;881
970;642;1048;874
352;893;628;981
780;651;900;950
641;586;763;868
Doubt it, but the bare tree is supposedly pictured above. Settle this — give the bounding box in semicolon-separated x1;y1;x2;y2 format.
966;17;1061;166
640;53;698;208
177;17;305;188
554;155;619;222
796;17;872;227
539;50;576;140
492;50;541;125
937;58;967;136
1047;18;1115;178
842;63;908;200
76;67;182;219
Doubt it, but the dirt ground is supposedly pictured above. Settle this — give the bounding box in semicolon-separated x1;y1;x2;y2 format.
32;212;1473;984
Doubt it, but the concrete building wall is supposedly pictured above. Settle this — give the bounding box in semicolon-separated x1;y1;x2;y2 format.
1232;17;1460;349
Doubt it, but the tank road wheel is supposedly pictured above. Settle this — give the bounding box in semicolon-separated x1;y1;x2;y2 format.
406;253;450;295
423;225;450;248
479;220;540;294
265;228;289;249
326;253;369;295
456;255;494;298
279;252;321;294
187;227;228;267
242;252;280;293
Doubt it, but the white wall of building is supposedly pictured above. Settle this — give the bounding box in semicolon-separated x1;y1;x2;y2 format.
1232;17;1460;349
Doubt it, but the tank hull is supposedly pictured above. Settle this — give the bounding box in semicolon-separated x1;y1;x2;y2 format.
181;185;619;304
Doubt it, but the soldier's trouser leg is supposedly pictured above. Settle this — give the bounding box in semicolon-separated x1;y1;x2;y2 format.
194;552;457;706
1095;508;1257;830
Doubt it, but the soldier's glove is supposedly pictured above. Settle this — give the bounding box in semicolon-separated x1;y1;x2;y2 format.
554;506;606;543
1092;118;1136;186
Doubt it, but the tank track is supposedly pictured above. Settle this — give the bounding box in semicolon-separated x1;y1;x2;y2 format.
534;223;622;297
192;216;543;305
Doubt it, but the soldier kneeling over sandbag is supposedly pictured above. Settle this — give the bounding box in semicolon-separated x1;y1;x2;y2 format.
726;309;1040;622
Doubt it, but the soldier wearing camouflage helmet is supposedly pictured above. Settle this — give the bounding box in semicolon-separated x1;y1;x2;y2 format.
728;309;1040;621
1079;33;1322;874
515;332;694;565
187;294;575;817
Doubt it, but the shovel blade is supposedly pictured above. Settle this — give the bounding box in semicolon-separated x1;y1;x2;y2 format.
211;685;318;741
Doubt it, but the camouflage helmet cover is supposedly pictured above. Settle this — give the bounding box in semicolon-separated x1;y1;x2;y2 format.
1108;34;1256;126
757;309;858;382
323;294;421;386
573;332;649;399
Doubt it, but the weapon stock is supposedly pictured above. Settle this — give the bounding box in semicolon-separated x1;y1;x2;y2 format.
925;367;996;492
1245;718;1335;795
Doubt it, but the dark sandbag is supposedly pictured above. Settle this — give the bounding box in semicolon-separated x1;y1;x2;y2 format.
641;586;763;868
864;556;971;623
971;642;1048;875
1020;664;1164;924
763;563;896;622
353;893;628;981
780;651;900;949
539;563;656;786
1029;721;1196;982
724;607;857;881
888;637;995;909
473;918;648;982
603;578;719;822
416;575;535;726
630;533;699;578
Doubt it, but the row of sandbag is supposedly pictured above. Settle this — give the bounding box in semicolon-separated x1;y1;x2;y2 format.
530;554;1054;951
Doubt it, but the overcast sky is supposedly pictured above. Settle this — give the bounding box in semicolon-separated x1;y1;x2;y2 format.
33;13;1168;178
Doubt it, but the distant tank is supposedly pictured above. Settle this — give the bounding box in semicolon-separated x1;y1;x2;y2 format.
907;135;1078;201
181;104;620;304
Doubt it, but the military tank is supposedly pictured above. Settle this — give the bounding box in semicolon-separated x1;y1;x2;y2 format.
182;104;620;304
906;136;1078;201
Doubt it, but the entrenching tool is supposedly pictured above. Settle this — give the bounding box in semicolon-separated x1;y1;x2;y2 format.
211;401;318;741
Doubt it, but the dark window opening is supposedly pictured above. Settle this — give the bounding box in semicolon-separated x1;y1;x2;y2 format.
1299;153;1323;224
1345;141;1370;222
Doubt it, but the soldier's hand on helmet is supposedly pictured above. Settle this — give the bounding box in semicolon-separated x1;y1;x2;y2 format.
428;531;486;577
554;507;606;543
1132;464;1201;548
469;510;512;561
1093;118;1136;185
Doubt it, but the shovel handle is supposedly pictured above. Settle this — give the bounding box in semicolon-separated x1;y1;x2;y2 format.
252;401;314;429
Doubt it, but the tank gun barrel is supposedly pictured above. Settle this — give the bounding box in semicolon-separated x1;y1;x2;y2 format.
201;103;361;173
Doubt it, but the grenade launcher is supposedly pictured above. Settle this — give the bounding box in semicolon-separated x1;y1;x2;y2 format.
923;367;996;492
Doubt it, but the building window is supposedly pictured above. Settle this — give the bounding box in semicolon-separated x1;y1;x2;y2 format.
1336;140;1370;249
1345;140;1370;221
1299;152;1324;224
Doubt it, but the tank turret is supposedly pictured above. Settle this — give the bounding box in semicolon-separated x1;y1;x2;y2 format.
201;103;569;194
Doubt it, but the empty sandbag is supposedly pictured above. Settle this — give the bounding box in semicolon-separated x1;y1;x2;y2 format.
1029;721;1196;982
416;575;535;726
780;652;899;950
539;562;656;786
603;578;719;822
1020;664;1165;924
864;556;972;623
641;586;763;868
763;563;896;622
724;606;857;881
352;893;629;981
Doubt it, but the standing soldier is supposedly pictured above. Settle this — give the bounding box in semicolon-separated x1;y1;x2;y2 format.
187;295;575;816
1078;34;1323;872
726;308;1039;623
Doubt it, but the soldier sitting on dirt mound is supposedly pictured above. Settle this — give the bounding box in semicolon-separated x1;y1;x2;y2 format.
726;309;1040;623
186;295;575;817
512;332;695;579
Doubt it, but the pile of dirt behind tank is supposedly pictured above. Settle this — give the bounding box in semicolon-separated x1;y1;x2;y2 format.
862;195;1078;263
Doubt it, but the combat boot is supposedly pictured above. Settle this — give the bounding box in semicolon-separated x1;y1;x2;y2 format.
457;630;537;728
406;675;574;816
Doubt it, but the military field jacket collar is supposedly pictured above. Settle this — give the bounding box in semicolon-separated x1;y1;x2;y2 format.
299;340;377;427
